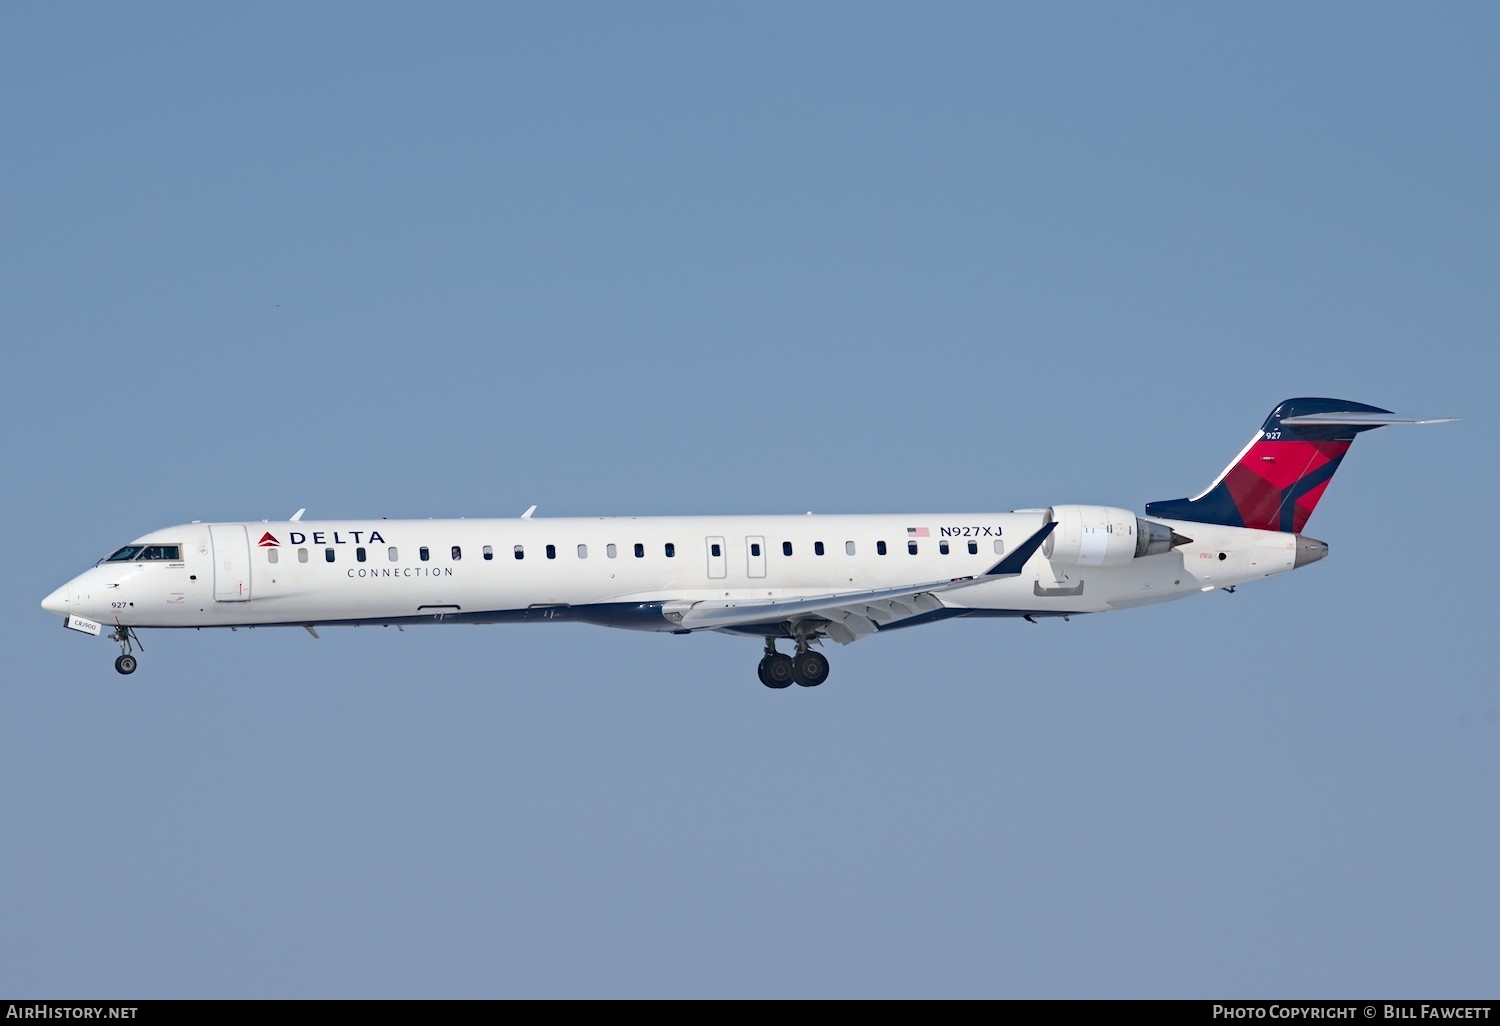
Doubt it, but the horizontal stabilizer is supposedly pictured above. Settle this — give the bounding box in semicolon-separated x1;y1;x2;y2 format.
1278;413;1459;426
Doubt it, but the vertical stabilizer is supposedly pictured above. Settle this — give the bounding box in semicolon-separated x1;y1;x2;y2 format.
1145;398;1397;532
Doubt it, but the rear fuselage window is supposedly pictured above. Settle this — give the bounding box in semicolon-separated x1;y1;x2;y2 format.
815;541;825;556
514;545;525;560
994;540;1004;554
546;544;557;560
420;547;430;562
483;545;493;561
782;541;793;556
634;543;645;558
325;548;336;563
452;546;462;560
389;547;399;561
877;541;887;556
298;548;309;563
749;542;760;557
578;544;588;559
607;543;617;559
845;541;856;555
711;543;722;557
665;543;676;558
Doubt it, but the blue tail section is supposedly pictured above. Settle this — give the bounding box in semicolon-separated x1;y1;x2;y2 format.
1145;398;1393;532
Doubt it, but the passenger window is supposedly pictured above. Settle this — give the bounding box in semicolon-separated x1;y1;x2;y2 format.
908;541;918;555
750;543;761;557
420;547;430;562
483;545;493;561
607;543;617;558
389;547;399;561
577;544;588;559
546;544;557;559
451;546;461;560
634;543;645;558
267;548;279;565
968;541;978;555
298;548;308;563
939;540;950;555
711;543;721;557
514;545;524;560
877;541;887;556
665;543;676;558
845;541;856;555
815;541;825;556
325;548;335;563
357;547;367;562
994;540;1005;554
782;541;793;556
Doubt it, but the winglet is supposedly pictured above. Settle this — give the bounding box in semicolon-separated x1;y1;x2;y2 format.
984;521;1056;577
521;505;537;519
290;508;306;522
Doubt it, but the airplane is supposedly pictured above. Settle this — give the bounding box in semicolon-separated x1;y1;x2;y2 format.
41;397;1455;688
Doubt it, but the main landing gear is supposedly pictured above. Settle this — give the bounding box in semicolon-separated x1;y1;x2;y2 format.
110;625;142;675
756;633;831;689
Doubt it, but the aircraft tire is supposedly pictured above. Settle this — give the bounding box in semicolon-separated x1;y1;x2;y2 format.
114;654;137;675
759;654;794;689
792;651;829;687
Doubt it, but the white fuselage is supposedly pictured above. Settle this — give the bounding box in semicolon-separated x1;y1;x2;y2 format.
41;511;1306;636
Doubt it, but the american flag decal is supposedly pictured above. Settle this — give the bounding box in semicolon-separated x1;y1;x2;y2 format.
907;527;929;537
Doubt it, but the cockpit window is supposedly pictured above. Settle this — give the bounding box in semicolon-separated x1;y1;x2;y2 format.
106;544;181;562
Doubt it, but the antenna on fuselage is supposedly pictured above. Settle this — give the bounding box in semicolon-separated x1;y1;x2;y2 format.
521;505;537;519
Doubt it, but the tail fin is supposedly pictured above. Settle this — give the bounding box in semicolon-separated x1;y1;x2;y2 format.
1145;398;1451;532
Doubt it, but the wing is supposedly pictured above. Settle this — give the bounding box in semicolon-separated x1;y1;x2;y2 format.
661;521;1055;643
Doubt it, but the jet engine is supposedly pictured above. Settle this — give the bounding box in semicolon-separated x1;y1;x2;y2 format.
1042;504;1189;567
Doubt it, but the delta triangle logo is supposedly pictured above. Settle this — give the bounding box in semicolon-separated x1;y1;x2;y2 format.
257;532;280;548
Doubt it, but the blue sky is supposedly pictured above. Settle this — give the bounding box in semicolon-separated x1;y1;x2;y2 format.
2;2;1494;999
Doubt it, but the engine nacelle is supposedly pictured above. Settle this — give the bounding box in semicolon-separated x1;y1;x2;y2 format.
1042;505;1183;567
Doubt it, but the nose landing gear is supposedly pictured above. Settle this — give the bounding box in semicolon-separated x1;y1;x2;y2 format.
109;625;142;675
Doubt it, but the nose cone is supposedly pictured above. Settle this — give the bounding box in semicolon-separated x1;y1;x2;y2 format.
1294;535;1329;568
41;585;71;616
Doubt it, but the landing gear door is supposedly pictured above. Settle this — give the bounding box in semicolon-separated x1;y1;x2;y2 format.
209;524;252;601
706;536;727;580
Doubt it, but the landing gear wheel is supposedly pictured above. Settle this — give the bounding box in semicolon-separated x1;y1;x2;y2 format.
114;654;137;675
792;650;830;687
759;653;794;689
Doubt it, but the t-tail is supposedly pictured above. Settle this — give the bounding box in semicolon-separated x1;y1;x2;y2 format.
1145;397;1457;532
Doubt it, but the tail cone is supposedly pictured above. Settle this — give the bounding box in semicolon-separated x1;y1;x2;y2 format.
1294;535;1329;568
